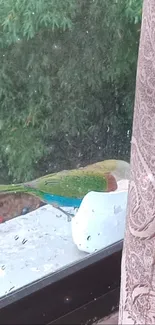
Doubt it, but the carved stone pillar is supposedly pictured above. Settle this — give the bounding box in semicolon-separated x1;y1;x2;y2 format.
119;0;155;323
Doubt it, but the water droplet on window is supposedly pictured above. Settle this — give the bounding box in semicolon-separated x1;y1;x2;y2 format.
64;296;72;303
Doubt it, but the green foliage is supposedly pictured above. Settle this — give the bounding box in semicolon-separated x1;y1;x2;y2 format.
0;0;143;183
0;0;77;46
125;0;142;24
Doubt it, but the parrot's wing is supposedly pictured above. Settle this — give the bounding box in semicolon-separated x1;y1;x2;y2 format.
26;171;117;198
26;159;130;184
24;159;129;199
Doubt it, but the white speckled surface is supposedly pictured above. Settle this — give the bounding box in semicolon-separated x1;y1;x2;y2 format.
0;205;87;298
72;190;127;253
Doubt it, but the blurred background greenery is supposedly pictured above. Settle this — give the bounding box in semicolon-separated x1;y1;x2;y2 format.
0;0;142;183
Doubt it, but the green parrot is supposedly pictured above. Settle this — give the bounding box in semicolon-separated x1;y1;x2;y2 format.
0;159;130;221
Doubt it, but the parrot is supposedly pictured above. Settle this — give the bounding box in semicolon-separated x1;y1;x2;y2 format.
0;159;130;221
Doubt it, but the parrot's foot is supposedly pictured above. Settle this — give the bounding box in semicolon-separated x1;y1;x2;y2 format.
56;207;74;222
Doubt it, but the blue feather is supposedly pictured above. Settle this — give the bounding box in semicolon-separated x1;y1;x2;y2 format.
43;193;82;208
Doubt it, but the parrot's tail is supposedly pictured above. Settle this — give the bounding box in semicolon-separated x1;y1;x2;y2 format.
0;183;27;195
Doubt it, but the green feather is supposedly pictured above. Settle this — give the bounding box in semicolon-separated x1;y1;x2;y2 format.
29;172;108;198
0;171;109;199
0;183;44;199
0;159;127;199
0;183;26;194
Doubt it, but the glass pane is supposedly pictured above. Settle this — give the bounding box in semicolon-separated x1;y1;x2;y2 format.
0;0;141;297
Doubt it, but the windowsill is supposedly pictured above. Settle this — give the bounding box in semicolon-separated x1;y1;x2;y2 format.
0;240;122;324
